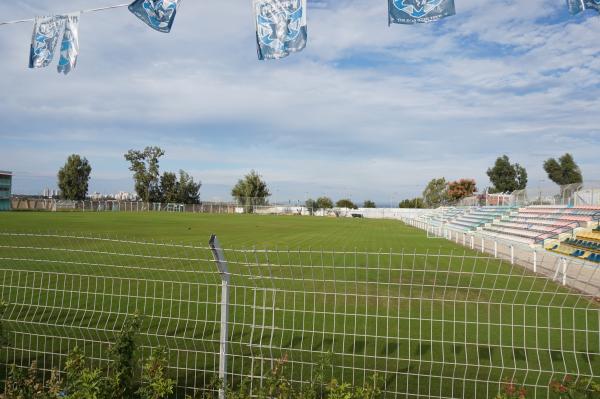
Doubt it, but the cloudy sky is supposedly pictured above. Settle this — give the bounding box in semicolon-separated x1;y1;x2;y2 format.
0;0;599;204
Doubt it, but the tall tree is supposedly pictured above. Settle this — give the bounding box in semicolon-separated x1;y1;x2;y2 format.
305;198;317;215
57;154;92;201
363;200;376;208
315;197;334;210
336;199;358;209
124;146;165;202
447;179;477;201
422;178;448;208
176;170;201;204
543;153;583;187
231;170;271;207
159;172;178;203
486;155;528;193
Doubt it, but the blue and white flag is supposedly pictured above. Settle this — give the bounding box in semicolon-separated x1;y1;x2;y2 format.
566;0;600;15
128;0;181;33
254;0;307;60
388;0;455;24
57;14;80;75
29;16;65;69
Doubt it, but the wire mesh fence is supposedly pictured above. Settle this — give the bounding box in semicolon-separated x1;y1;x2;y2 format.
0;232;598;398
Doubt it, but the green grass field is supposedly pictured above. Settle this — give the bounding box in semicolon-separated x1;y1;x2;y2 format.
0;212;598;399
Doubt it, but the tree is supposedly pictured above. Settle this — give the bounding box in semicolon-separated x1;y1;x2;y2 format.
543;153;583;187
422;178;448;208
315;197;333;210
305;198;317;215
176;170;201;204
124;146;165;202
399;198;425;208
159;172;178;203
57;154;92;201
447;179;477;201
363;200;376;208
231;170;271;209
336;199;357;209
486;155;528;193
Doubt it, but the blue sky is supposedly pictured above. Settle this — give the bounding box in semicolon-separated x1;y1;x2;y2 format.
0;0;599;204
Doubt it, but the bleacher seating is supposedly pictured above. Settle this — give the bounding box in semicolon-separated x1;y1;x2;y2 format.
548;229;600;263
480;206;600;245
446;207;514;231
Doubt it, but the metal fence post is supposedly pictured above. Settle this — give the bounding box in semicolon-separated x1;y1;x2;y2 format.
533;250;537;273
510;245;514;265
494;241;498;258
481;237;485;253
562;258;567;286
209;235;230;399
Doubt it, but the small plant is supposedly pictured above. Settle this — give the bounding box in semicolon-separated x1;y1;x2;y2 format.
137;347;175;399
64;346;105;399
550;375;600;398
0;301;10;348
495;379;527;399
4;361;59;399
109;314;142;399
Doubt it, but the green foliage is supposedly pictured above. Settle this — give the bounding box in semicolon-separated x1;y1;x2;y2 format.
0;301;9;348
125;147;165;202
57;154;92;201
305;198;317;215
4;361;62;399
486;155;528;193
109;314;141;399
137;347;175;399
231;170;271;210
399;198;425;209
362;200;376;208
494;379;527;399
160;172;179;203
315;197;333;210
549;375;600;398
543;153;583;187
63;346;107;399
176;170;202;204
447;179;477;201
422;178;449;208
336;199;357;209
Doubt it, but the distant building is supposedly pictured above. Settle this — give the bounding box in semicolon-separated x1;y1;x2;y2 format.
90;192;104;200
114;191;138;201
0;171;12;211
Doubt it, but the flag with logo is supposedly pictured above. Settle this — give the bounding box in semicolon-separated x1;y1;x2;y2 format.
254;0;307;60
567;0;600;15
57;14;80;75
388;0;455;24
29;16;65;69
129;0;181;33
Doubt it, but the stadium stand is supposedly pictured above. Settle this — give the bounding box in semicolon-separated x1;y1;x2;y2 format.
548;228;600;263
478;206;600;244
446;206;514;231
415;205;600;247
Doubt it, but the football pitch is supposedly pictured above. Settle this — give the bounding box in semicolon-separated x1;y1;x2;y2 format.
0;212;598;398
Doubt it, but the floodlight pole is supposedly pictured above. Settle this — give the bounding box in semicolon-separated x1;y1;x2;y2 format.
209;235;230;399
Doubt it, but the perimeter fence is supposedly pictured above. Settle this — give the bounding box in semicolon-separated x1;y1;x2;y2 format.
0;232;598;398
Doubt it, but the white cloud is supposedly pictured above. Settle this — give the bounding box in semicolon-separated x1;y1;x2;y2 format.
0;0;598;200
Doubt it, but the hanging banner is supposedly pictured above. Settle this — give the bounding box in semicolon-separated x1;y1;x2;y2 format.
388;0;455;24
29;16;65;69
57;14;80;75
128;0;181;33
253;0;307;60
567;0;600;15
